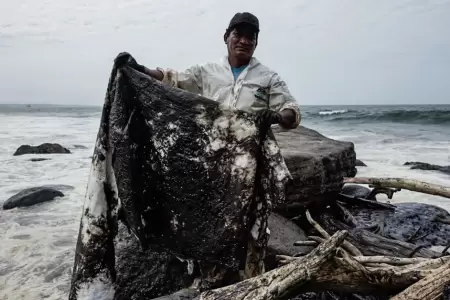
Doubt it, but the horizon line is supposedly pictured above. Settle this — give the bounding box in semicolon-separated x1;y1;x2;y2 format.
0;103;449;107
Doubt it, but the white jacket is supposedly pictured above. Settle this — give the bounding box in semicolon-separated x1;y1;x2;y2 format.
158;56;301;129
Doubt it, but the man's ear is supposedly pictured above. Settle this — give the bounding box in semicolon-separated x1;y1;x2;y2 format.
223;31;228;44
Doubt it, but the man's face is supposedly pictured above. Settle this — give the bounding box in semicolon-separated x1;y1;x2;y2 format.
226;25;258;61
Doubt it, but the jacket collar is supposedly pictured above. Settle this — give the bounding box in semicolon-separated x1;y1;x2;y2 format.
221;55;260;70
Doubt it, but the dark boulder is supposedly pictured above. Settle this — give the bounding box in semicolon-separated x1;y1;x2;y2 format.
265;213;313;270
267;213;312;256
13;143;71;156
29;158;51;162
356;159;367;167
347;202;450;248
3;187;64;210
273;126;357;213
42;184;74;192
444;283;450;300
341;184;372;199
8;184;74;194
404;161;450;175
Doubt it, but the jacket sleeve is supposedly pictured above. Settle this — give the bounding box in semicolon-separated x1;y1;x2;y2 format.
157;65;203;95
268;73;301;129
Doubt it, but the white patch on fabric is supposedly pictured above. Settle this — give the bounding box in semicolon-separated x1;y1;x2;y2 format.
194;107;210;127
264;139;280;156
264;139;293;182
80;139;120;246
250;219;261;240
81;149;109;245
204;114;230;152
212;115;230;131
209;139;226;151
174;256;195;275
171;215;179;231
231;151;257;184
187;260;194;275
76;275;116;300
229;115;256;142
152;127;180;171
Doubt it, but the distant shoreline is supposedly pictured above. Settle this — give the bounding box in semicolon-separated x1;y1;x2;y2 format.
0;103;449;108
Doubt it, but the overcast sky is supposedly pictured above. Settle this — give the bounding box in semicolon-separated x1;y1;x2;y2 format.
0;0;449;106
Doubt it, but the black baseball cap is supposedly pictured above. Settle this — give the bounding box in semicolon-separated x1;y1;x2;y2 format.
227;12;260;33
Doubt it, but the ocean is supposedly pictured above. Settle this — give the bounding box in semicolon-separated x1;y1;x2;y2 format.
0;103;449;299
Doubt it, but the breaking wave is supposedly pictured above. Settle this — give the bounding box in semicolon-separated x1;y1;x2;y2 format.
318;109;349;115
313;109;450;125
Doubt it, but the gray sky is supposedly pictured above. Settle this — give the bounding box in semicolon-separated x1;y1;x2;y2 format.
0;0;449;106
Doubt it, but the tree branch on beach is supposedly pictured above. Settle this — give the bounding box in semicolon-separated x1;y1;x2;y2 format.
343;177;450;199
197;230;450;300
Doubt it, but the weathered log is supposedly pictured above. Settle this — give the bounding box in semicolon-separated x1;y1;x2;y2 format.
391;260;450;300
273;126;357;214
305;210;362;256
198;230;449;300
198;231;349;300
343;177;450;199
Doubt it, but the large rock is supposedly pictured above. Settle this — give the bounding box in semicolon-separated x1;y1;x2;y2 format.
265;213;313;271
8;184;74;194
13;143;71;156
29;158;51;162
267;213;312;256
356;159;367;167
341;184;372;199
347;202;450;248
273;126;356;211
3;186;64;210
404;161;450;175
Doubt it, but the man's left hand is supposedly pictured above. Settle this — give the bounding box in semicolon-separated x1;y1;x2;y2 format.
256;109;282;127
256;108;297;129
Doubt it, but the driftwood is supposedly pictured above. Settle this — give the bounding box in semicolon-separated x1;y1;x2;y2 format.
390;260;450;300
191;199;449;300
343;177;450;199
195;230;449;300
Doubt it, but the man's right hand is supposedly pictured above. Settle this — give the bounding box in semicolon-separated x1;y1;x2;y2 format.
113;52;164;81
114;52;145;72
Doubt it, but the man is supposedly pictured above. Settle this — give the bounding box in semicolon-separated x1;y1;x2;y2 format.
116;12;301;130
